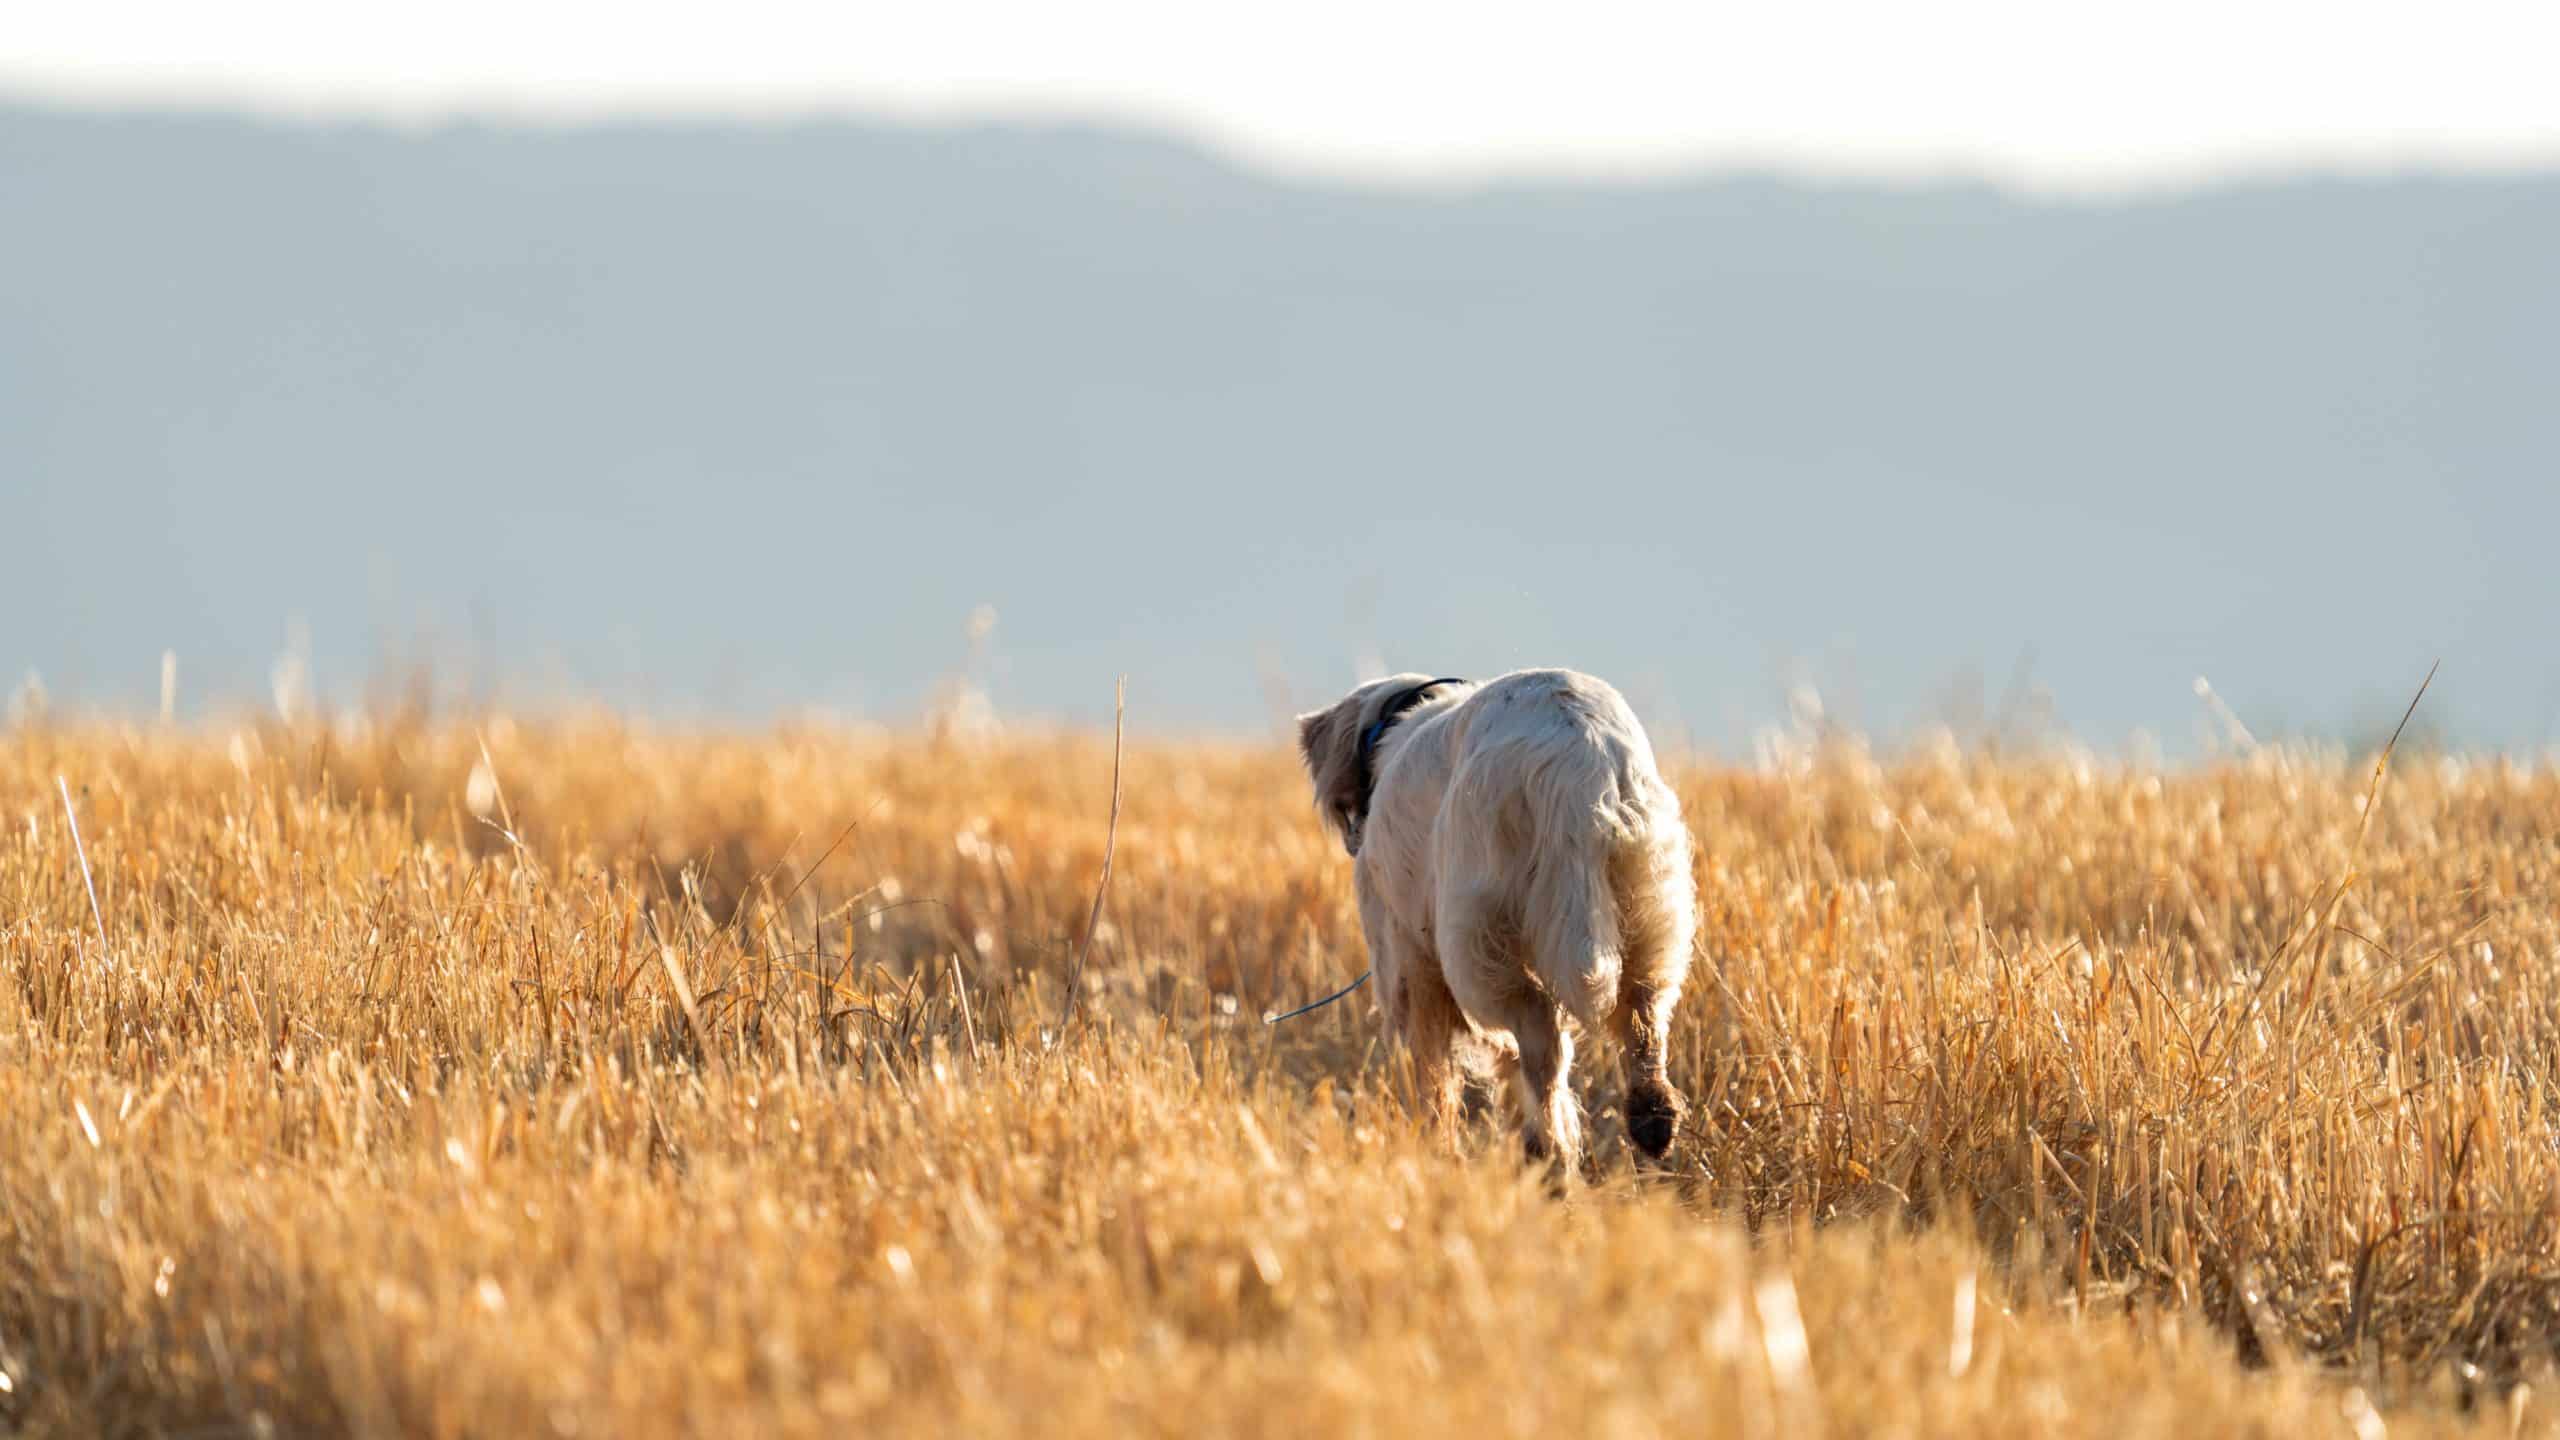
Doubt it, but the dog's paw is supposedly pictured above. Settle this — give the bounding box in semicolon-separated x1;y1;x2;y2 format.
1625;1083;1686;1162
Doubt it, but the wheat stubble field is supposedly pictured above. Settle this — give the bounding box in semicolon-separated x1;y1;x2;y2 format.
5;716;2560;1437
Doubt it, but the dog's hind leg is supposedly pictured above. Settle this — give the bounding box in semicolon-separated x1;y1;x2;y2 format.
1611;831;1695;1162
1499;990;1579;1171
1464;1029;1521;1129
1441;889;1581;1170
1443;919;1578;1170
1614;977;1684;1162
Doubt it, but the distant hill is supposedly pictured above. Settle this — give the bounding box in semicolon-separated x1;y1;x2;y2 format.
4;104;2555;749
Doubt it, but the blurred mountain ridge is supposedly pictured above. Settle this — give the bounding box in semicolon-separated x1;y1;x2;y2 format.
4;103;2554;750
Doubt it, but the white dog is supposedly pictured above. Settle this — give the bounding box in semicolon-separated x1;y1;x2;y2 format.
1297;669;1696;1166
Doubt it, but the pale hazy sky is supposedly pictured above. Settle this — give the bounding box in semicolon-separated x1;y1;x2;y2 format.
6;0;2558;190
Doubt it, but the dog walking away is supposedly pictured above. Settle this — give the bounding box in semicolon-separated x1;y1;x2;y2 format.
1296;669;1697;1169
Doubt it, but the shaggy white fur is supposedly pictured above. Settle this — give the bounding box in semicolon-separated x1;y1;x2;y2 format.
1297;669;1697;1167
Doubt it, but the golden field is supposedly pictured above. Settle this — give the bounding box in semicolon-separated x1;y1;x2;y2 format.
5;715;2559;1437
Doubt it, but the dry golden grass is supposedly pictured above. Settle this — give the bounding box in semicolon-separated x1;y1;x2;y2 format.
5;716;2559;1436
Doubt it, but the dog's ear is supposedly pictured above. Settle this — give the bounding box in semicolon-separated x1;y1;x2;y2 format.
1295;698;1364;853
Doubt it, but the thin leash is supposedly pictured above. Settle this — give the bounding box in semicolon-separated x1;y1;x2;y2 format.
1264;970;1370;1024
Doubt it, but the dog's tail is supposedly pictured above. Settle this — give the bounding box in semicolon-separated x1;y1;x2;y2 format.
1520;740;1657;1032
